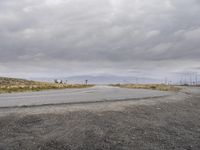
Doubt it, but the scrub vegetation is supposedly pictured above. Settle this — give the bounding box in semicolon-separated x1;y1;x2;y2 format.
112;84;180;92
0;77;93;94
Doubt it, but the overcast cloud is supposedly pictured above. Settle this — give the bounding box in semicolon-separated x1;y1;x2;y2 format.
0;0;200;80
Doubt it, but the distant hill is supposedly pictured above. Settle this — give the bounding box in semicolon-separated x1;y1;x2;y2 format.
0;77;36;86
0;77;93;94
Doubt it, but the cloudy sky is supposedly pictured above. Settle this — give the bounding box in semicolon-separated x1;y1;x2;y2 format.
0;0;200;81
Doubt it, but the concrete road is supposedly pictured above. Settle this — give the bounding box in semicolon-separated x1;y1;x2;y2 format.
0;85;172;108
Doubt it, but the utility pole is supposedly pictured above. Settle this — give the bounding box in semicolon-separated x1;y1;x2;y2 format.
180;74;183;85
189;73;192;85
184;73;187;85
85;80;88;85
195;73;198;86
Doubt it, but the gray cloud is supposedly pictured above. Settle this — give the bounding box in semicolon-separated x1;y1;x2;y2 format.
0;0;200;79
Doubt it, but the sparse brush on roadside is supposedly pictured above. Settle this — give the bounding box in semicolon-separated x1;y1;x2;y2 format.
111;84;180;92
0;77;94;94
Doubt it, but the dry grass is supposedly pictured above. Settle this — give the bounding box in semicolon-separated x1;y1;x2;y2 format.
111;84;181;92
0;77;94;94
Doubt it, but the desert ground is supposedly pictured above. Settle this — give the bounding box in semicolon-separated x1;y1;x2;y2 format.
0;86;200;150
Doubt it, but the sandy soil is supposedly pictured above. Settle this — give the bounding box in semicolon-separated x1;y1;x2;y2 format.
0;87;200;150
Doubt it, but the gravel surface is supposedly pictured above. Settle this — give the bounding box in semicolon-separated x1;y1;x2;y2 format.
0;87;199;150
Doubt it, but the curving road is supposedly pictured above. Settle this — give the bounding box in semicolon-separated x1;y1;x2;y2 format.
0;85;172;108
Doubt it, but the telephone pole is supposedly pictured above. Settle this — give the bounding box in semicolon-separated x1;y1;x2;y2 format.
195;73;198;86
85;80;88;85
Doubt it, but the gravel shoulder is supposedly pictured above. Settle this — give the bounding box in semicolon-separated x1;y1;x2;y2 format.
0;87;200;150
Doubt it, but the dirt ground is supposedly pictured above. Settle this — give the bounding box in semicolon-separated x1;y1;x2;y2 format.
0;88;200;150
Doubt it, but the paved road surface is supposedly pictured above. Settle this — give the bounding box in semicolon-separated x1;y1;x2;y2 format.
0;85;172;108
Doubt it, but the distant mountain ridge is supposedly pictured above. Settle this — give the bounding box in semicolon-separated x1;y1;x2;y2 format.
6;75;162;85
62;75;161;84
